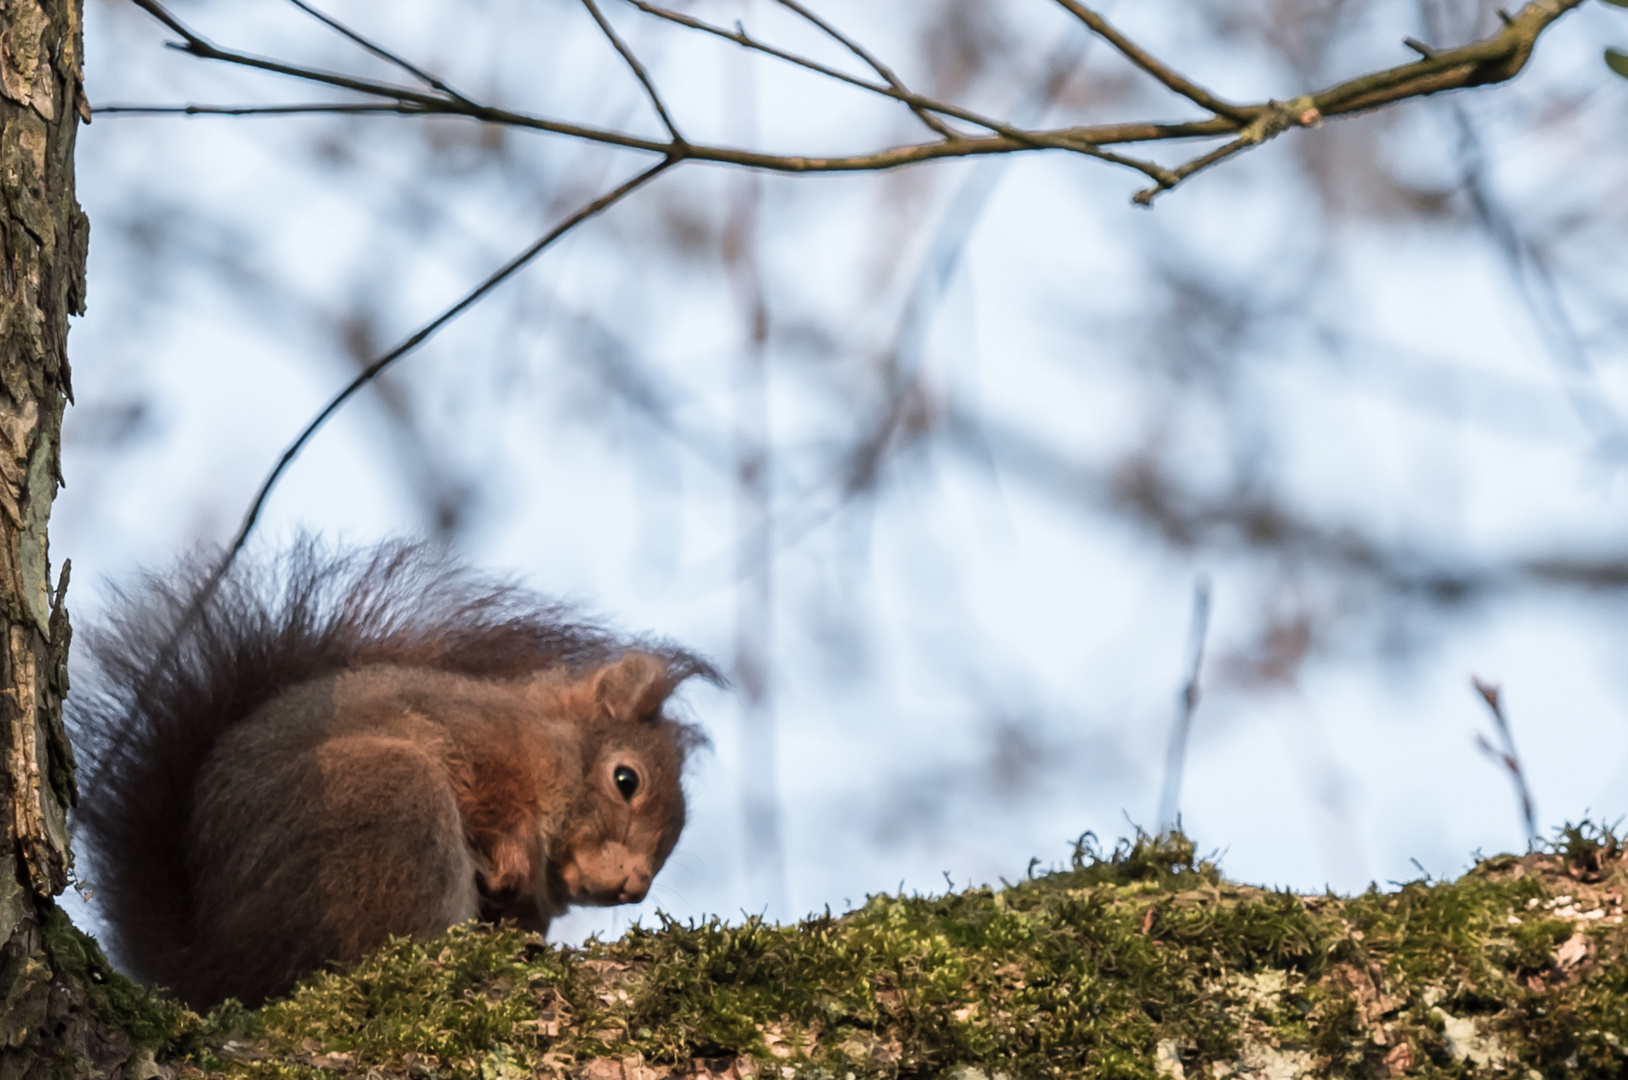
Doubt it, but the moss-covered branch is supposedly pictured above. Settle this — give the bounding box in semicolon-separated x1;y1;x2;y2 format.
93;825;1628;1080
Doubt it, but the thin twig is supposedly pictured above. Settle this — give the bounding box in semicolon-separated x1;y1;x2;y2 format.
623;0;914;103
1471;676;1539;847
771;0;958;138
1133;134;1255;205
194;158;674;606
580;0;685;142
622;1;1021;143
128;0;671;153
282;0;472;103
124;0;1168;179
617;0;1168;178
1158;577;1212;834
1051;0;1254;122
94;102;430;117
137;0;428;102
98;94;1230;154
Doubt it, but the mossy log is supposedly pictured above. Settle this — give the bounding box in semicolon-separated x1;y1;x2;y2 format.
83;827;1628;1080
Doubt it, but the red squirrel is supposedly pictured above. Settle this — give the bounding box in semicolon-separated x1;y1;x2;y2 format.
68;541;717;1011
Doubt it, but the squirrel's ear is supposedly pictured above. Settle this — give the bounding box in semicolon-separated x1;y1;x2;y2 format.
591;653;673;723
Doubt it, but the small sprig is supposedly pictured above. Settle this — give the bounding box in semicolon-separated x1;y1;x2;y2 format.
1472;677;1539;848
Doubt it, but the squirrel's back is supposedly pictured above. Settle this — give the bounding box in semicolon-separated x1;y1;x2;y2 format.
69;540;714;1008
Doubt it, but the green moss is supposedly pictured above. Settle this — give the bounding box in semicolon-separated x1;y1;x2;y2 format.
107;825;1628;1080
40;901;209;1053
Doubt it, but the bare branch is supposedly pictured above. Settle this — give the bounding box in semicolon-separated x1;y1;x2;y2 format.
119;0;1586;198
282;0;471;103
121;0;1169;181
771;0;959;138
201;158;675;595
580;0;685;142
613;2;1175;182
1051;0;1254;122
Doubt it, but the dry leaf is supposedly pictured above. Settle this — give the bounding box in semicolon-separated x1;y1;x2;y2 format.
1380;1041;1414;1077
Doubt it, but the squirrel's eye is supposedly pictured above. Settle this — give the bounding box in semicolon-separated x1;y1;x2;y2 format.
613;765;640;800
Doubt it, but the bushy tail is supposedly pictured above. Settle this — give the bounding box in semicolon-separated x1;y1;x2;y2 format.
69;538;716;996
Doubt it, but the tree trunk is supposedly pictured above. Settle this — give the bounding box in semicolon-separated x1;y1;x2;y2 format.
0;0;106;1074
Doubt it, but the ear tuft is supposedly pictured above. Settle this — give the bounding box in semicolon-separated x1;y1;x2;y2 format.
592;652;673;723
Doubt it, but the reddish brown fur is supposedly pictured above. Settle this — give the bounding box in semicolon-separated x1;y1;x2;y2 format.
70;541;716;1011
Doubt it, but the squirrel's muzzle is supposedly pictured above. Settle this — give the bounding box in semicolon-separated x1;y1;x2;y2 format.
560;840;659;906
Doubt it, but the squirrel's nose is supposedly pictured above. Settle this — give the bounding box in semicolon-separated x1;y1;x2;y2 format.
617;870;652;904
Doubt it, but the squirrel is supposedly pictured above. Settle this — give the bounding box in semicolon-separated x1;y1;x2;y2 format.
67;540;718;1011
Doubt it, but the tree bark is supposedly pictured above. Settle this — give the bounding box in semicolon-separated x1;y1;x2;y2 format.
0;0;108;1074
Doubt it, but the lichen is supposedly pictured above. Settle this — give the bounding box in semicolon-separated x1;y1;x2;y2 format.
120;824;1628;1080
